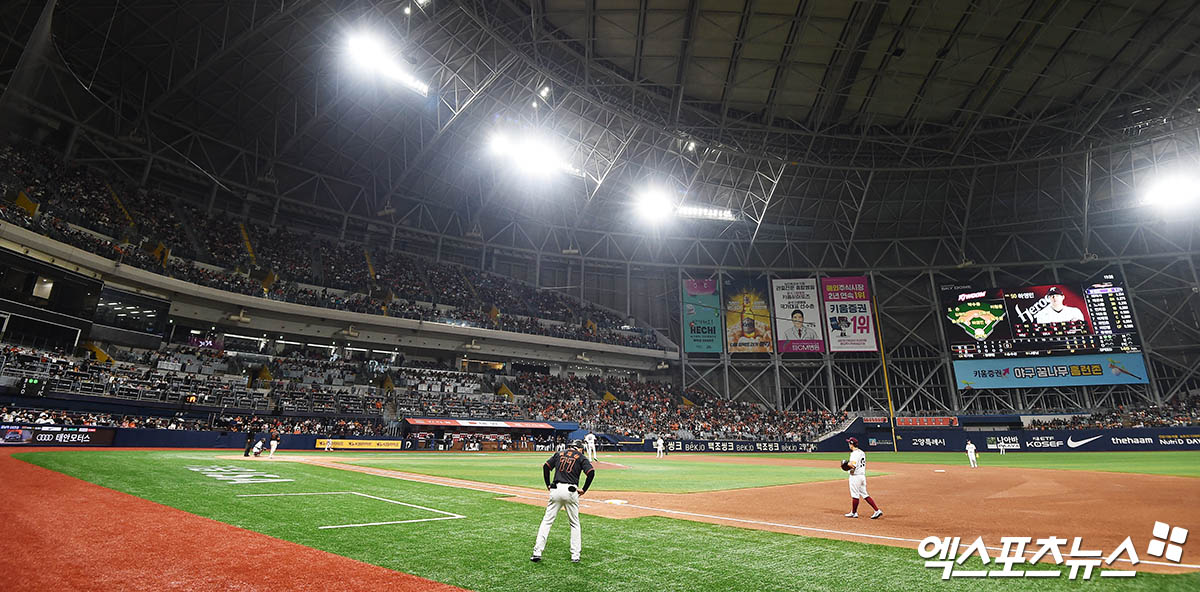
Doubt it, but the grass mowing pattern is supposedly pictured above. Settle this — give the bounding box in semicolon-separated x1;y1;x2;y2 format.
727;451;1200;478
16;450;1200;592
341;452;849;493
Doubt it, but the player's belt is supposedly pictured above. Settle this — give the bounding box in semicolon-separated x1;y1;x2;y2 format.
554;483;578;492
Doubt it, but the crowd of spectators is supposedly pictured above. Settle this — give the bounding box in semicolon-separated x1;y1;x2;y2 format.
1027;397;1200;430
515;372;849;441
1;143;662;350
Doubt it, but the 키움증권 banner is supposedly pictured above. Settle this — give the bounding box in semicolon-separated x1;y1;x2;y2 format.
771;278;824;353
682;278;723;353
821;276;877;352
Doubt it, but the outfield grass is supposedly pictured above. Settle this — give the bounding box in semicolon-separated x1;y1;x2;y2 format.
341;452;849;493
726;451;1200;478
16;450;1199;592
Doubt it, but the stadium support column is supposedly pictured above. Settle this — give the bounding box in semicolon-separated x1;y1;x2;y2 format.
626;263;632;318
929;270;961;411
64;125;80;161
678;266;686;395
1119;260;1162;406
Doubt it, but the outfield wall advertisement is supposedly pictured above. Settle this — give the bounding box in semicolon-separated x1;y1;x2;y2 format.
951;353;1149;390
682;278;723;353
771;278;824;353
821;276;877;352
840;426;1200;452
723;275;773;353
659;439;815;453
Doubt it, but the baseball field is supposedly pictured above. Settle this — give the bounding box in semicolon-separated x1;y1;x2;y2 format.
4;448;1198;591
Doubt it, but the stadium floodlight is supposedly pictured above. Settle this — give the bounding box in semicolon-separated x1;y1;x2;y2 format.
676;204;736;221
345;32;429;96
488;132;581;177
635;187;676;222
1143;172;1200;210
539;86;551;98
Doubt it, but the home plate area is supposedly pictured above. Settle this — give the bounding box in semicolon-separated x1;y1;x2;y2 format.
236;492;464;529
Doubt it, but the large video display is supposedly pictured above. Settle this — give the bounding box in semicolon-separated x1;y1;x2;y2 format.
940;273;1141;359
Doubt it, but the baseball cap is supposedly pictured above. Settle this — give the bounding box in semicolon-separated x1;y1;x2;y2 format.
1046;286;1063;296
846;437;859;446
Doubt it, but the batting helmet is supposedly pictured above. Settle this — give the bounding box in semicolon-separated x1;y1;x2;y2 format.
569;439;585;449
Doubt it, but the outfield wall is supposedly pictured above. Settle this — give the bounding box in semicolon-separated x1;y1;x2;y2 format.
829;426;1200;452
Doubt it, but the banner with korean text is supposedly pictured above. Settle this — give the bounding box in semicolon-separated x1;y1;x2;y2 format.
682;278;723;353
771;278;824;353
821;276;877;352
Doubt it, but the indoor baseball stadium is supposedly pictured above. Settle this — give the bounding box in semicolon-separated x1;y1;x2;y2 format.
0;0;1198;590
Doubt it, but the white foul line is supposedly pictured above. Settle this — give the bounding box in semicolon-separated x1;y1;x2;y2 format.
236;491;464;529
304;460;1200;571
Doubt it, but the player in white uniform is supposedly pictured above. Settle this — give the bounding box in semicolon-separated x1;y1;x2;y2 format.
965;441;978;468
1034;287;1085;324
252;439;265;456
654;436;665;458
584;432;597;462
844;437;882;519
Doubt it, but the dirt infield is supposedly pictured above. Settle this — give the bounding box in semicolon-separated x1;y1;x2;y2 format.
0;449;468;591
272;453;1200;574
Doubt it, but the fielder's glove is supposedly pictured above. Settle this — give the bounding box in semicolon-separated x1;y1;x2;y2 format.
840;459;851;472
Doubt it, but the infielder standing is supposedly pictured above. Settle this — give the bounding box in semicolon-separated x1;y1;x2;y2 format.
965;440;978;468
532;440;595;563
583;432;597;462
844;437;882;519
654;436;665;458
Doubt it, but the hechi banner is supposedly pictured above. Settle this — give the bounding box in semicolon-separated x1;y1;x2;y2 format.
682;279;723;353
771;278;824;353
821;276;878;352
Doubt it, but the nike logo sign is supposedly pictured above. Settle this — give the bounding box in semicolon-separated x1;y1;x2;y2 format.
1067;435;1103;448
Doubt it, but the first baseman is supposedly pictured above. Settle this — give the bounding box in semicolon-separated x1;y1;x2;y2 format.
531;440;595;563
966;440;978;468
844;437;882;519
654;436;665;458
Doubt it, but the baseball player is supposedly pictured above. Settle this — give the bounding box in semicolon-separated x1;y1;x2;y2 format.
966;440;978;468
252;438;265;456
584;432;597;462
268;431;280;458
654;436;665;458
531;440;595;563
843;437;882;519
324;433;334;452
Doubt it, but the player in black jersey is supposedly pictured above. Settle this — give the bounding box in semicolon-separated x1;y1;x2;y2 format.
531;439;595;563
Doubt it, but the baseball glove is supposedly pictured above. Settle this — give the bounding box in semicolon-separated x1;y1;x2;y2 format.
840;459;851;471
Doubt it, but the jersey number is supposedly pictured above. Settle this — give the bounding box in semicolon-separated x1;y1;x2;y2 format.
559;456;577;474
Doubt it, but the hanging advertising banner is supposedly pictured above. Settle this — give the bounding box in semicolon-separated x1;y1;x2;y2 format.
951;353;1149;390
682;279;723;353
771;278;824;353
821;276;878;352
722;275;774;353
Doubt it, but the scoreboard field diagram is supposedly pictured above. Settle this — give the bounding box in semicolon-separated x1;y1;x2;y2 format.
940;274;1141;359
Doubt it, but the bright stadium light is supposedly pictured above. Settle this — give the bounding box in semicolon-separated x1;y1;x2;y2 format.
1143;172;1200;210
345;32;429;96
635;187;676;222
676;204;737;221
488;132;581;177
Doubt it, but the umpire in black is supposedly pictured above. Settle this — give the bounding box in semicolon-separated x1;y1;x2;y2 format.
531;439;594;563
